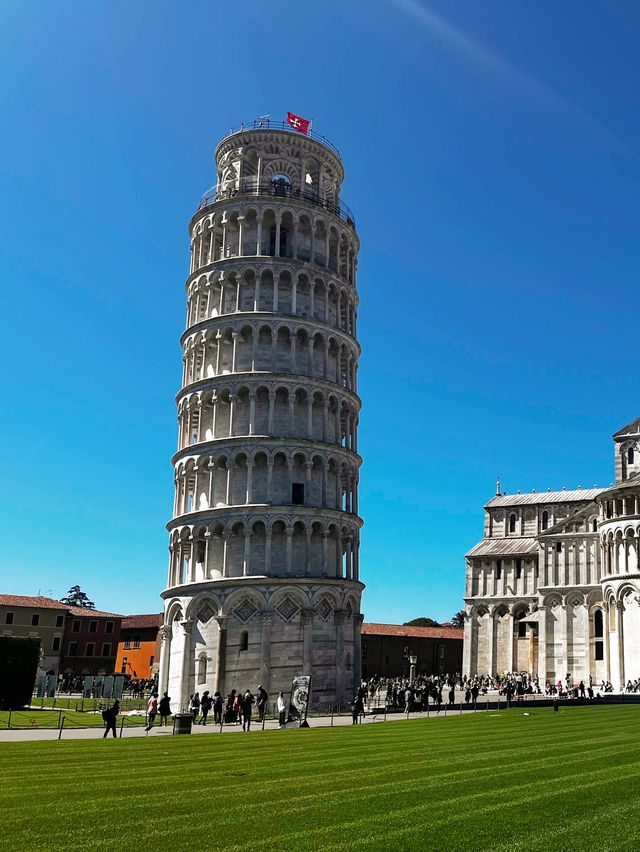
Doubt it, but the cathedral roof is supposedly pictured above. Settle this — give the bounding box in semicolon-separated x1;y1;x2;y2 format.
485;488;603;508
362;623;463;640
613;416;640;438
465;537;539;558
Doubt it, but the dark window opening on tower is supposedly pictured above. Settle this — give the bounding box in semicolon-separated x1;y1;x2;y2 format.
239;630;248;652
517;620;526;638
594;609;604;638
595;641;604;661
292;483;305;505
272;175;290;197
516;559;522;579
541;510;549;530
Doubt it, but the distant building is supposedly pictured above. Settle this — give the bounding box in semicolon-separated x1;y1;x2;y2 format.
59;607;121;677
0;595;68;676
115;613;163;680
361;623;463;679
464;416;640;689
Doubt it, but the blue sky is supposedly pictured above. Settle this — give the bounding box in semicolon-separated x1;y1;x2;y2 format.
1;0;639;622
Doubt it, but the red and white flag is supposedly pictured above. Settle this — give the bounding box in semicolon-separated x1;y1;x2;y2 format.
286;111;311;135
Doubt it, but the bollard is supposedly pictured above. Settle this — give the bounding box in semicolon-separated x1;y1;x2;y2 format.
330;706;334;727
7;708;12;729
58;709;63;728
426;701;429;718
58;715;65;740
119;716;125;738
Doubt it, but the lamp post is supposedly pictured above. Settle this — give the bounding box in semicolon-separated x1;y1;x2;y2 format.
409;655;417;685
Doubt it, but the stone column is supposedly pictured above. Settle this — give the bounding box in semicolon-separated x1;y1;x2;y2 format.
179;619;193;710
158;624;172;694
242;530;252;577
617;601;625;690
334;610;346;707
259;612;273;692
214;616;228;696
353;613;364;693
537;606;547;683
462;612;472;677
487;610;496;677
301;609;314;677
604;602;611;682
506;609;514;673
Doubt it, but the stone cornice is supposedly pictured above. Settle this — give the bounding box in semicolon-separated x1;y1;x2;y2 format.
184;254;359;295
171;436;362;468
176;371;361;410
160;574;365;600
166;503;364;533
180;312;361;353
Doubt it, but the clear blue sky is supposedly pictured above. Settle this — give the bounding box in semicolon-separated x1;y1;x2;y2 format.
1;1;639;622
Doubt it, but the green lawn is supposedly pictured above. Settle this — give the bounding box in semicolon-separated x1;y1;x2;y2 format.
2;705;640;851
0;708;146;729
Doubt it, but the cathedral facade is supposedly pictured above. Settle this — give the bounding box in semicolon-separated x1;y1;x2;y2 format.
157;120;363;710
463;417;640;689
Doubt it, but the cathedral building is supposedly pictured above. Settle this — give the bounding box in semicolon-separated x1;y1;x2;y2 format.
463;417;640;689
157;120;363;709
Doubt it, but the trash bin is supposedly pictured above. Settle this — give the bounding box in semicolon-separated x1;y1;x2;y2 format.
173;713;193;734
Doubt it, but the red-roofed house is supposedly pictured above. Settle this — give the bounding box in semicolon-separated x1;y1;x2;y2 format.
361;623;463;679
0;595;68;675
115;613;163;681
59;606;122;678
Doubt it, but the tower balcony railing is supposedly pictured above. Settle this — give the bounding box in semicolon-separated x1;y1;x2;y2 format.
198;178;356;228
218;118;342;159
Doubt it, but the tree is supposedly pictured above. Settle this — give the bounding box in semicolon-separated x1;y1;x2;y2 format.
60;585;95;610
451;610;465;629
403;617;440;628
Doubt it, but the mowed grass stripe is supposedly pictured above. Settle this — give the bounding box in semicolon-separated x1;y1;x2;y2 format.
1;706;639;851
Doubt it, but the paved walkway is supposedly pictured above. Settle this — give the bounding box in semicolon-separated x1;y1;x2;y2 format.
0;705;485;743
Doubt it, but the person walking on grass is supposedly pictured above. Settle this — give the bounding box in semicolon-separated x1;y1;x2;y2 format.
242;689;254;731
213;691;223;725
200;691;212;725
256;684;268;723
158;692;171;726
277;692;287;728
189;692;200;722
102;700;120;739
145;693;158;731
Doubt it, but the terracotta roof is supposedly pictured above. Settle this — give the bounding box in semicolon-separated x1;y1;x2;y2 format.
64;605;121;619
0;595;67;610
466;537;539;558
486;489;603;507
362;623;463;640
121;613;163;629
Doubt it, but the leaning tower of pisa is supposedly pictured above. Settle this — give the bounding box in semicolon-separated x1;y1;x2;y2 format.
158;120;363;710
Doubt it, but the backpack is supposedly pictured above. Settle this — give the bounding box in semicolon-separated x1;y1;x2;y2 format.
101;710;109;721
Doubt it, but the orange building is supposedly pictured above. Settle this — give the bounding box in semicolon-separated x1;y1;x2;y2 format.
115;613;162;681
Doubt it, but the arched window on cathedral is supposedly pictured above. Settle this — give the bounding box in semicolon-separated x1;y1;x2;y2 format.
509;513;517;533
628;447;635;465
239;630;249;652
541;510;549;531
592;519;598;532
197;653;207;684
